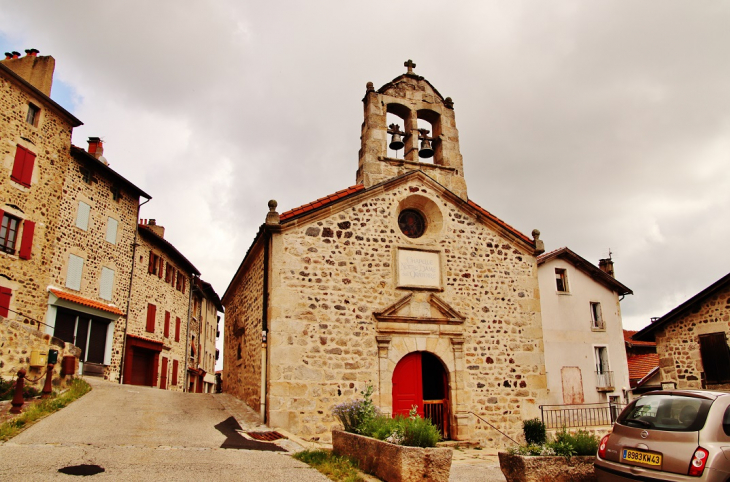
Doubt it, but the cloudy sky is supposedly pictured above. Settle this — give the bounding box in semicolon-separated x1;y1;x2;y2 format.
1;1;728;341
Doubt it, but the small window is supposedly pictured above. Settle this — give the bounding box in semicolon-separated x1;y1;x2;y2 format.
99;267;115;301
11;145;36;187
0;213;21;254
555;268;569;292
398;209;426;238
590;302;604;330
66;254;84;291
76;202;91;231
699;333;730;384
79;167;92;184
111;186;121;202
26;103;40;126
105;217;118;244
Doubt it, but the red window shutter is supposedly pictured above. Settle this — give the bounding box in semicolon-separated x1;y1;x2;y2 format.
148;251;155;274
0;287;11;317
165;262;170;283
158;257;163;278
18;220;35;259
160;357;168;390
175;316;181;342
11;146;35;187
164;311;170;338
172;359;178;386
182;276;186;294
146;303;156;332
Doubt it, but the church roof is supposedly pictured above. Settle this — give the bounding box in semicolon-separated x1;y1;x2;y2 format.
377;72;446;102
537;247;633;296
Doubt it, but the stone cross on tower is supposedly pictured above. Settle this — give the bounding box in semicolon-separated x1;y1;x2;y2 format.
404;59;416;74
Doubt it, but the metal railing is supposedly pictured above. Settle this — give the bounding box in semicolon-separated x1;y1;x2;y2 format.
595;370;614;390
539;402;625;429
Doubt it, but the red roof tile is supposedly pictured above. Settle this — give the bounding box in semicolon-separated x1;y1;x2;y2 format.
466;199;533;244
279;185;366;221
624;330;656;347
628;353;660;382
49;288;124;316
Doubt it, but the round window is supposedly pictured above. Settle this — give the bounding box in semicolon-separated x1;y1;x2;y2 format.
398;209;426;238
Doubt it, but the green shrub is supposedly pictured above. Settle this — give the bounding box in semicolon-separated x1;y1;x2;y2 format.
332;386;379;434
553;429;599;456
522;418;546;445
293;449;364;482
0;376;41;401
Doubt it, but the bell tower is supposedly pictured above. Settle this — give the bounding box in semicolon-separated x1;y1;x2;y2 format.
357;60;467;200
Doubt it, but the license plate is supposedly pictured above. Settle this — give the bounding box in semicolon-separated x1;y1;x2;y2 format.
622;448;662;467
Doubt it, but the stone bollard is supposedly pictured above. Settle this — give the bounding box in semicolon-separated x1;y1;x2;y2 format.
42;363;55;398
10;368;27;414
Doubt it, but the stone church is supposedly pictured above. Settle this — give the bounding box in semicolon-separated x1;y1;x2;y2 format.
222;61;547;445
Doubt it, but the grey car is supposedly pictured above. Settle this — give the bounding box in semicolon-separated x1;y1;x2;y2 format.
595;390;730;481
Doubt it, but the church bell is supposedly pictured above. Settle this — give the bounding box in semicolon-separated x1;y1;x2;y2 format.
389;132;405;151
419;136;434;158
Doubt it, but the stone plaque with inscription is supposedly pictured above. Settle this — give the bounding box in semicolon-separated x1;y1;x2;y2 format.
397;249;441;289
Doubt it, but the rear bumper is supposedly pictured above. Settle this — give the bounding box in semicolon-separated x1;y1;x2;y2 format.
595;458;727;482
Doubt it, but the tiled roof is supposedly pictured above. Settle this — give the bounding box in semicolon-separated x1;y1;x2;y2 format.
466;199;533;244
138;224;200;276
127;333;163;346
628;353;660;382
624;330;656;347
49;288;124;316
279;185;366;221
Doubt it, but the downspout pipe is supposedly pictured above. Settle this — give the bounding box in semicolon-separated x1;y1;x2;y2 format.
119;196;151;384
260;229;270;421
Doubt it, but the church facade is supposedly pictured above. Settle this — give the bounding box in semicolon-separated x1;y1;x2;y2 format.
222;62;547;445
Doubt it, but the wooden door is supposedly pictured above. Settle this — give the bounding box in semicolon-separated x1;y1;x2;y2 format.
131;348;154;386
160;357;168;390
392;352;424;417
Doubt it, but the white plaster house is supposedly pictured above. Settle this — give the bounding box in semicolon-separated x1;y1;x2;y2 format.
537;248;632;408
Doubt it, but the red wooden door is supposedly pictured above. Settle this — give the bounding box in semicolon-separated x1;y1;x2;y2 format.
392;352;424;417
160;357;168;390
131;348;154;386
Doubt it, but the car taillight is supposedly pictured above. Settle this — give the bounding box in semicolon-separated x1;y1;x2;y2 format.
688;447;709;477
598;434;610;459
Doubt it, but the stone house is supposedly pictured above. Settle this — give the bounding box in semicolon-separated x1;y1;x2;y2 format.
189;278;223;393
537;248;632;408
633;272;730;391
222;62;548;446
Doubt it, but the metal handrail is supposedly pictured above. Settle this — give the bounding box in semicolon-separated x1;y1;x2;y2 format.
539;402;625;429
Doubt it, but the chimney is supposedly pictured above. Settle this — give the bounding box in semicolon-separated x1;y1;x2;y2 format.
598;258;615;278
88;137;103;158
0;49;55;96
146;219;165;238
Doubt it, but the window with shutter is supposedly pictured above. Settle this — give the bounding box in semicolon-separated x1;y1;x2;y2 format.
172;359;178;386
175;316;181;342
26;103;40;126
148;251;157;274
10;145;35;187
0;287;11;317
164;311;170;338
158;257;163;279
66;254;84;291
76;202;91;231
699;333;730;384
18;219;35;259
99;267;115;301
0;212;20;255
106;218;118;244
146;303;156;333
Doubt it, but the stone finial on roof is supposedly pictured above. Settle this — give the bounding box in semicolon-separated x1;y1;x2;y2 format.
532;229;545;255
366;82;374;93
404;59;416;74
266;199;280;225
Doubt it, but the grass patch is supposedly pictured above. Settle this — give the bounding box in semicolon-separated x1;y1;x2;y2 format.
0;378;91;442
293;449;365;482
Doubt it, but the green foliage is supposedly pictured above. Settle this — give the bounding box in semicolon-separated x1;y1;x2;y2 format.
293;449;364;482
553;428;599;456
522;418;547;445
0;376;40;401
0;378;91;441
509;427;600;459
332;385;379;434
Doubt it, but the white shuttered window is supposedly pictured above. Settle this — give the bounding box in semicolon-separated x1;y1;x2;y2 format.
106;217;118;244
99;267;114;300
66;254;84;290
76;202;90;231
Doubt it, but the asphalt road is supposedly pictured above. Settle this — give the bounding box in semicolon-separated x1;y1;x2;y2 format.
0;377;329;481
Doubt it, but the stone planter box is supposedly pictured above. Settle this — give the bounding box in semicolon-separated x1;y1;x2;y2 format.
498;452;596;482
332;430;452;482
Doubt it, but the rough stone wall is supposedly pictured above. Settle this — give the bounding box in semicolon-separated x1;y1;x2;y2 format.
48;155;140;381
126;232;192;390
0;71;73;328
223;241;265;410
655;283;730;390
200;295;218;378
266;178;545;445
0;317;81;390
189;291;201;376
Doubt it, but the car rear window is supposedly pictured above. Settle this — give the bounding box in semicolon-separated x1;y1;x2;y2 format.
617;394;713;432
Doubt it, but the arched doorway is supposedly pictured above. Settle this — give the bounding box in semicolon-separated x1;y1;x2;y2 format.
392;351;450;438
